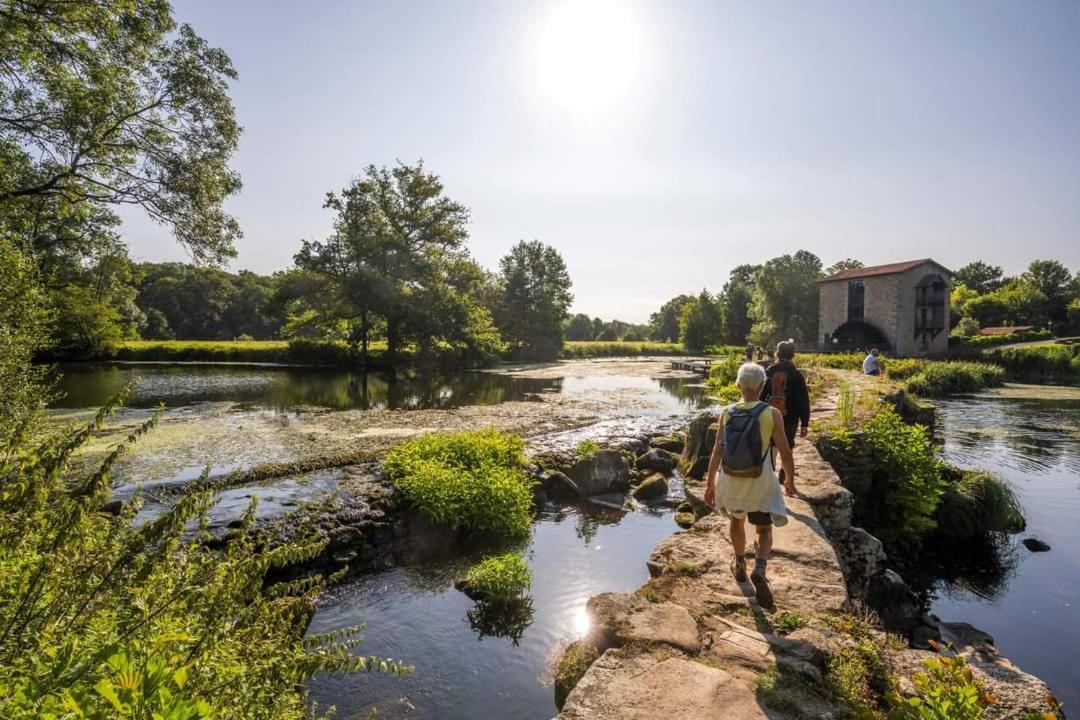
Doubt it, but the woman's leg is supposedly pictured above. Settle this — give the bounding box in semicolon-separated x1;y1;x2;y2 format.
755;524;773;561
729;516;748;582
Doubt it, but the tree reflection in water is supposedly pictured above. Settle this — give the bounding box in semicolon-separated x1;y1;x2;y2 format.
467;597;536;645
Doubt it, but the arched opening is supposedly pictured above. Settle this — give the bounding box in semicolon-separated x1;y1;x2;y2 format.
827;321;891;353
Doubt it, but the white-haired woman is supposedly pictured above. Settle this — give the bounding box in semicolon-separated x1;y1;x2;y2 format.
704;362;797;604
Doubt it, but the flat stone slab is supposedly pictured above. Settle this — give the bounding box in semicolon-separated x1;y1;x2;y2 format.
588;593;699;653
556;652;769;720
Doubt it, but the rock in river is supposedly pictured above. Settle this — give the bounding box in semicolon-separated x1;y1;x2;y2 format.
636;448;677;474
567;450;630;497
1023;537;1051;552
632;473;668;502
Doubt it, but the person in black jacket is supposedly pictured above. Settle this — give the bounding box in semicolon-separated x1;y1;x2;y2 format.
760;340;811;450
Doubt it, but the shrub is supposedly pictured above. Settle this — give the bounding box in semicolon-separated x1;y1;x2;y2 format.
863;407;946;540
889;651;989;720
987;344;1079;380
827;637;891;714
575;439;600;457
0;391;405;720
935;471;1025;540
383;429;534;538
464;553;532;602
906;362;1004;397
773;611;810;635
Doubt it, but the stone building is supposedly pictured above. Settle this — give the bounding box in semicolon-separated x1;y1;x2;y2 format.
817;259;952;357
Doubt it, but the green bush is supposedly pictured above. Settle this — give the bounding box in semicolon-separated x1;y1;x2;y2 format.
575;439;600;457
889;652;989;720
935;471;1025;540
383;429;534;538
464;553;532;602
826;637;890;714
906;362;1005;397
863;407;946;540
987;344;1079;380
951;328;1051;350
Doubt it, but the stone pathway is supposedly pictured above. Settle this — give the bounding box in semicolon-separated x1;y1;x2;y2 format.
553;370;1055;720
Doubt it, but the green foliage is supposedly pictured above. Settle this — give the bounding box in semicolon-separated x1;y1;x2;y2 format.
465;553;532;602
827;638;891;715
48;285;126;357
906;362;1005;398
0;238;48;448
496;240;573;360
383;429;534;539
773;611;810;635
888;652;989;720
935;471;1025;541
954;262;1006;295
706;354;744;402
559;341;685;358
748;250;822;345
575;439;601;458
987;344;1080;380
649;295;694;343
863;407;946;540
564;313;597;341
0;1;241;264
953;317;981;337
837;384;856;428
719;264;759;345
0;395;406;719
951;329;1051;349
679;290;724;353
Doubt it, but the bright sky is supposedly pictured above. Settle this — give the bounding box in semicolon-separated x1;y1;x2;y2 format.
121;0;1080;323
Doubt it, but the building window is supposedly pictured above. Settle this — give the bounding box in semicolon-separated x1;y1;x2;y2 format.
847;280;865;323
914;274;947;334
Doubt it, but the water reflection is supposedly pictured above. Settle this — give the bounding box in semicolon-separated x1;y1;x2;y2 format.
931;394;1080;708
307;505;676;719
466;598;536;645
50;363;712;413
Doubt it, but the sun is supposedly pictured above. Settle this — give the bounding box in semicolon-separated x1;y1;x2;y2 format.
532;0;645;119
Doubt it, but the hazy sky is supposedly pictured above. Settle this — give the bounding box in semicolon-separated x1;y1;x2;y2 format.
122;0;1080;323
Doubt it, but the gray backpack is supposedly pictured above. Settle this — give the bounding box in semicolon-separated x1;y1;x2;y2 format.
720;402;772;478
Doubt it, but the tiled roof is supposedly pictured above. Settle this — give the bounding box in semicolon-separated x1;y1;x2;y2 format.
978;326;1035;336
818;258;951;283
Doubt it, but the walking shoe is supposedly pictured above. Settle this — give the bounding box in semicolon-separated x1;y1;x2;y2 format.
750;562;773;607
730;555;747;583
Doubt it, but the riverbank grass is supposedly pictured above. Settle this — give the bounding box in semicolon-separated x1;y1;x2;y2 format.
905;362;1005;397
383;429;534;539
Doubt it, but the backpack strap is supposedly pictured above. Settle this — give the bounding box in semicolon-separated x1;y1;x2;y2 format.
748;402;776;466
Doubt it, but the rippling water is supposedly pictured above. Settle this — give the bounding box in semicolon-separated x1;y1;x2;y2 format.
306;504;677;719
932;390;1080;706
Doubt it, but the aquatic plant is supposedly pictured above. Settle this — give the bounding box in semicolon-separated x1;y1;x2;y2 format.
935;471;1025;540
383;429;534;538
906;361;1005;397
464;552;533;602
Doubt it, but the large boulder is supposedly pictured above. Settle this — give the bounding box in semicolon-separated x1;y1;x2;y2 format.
650;434;685;454
679;412;718;480
866;568;920;632
538;469;581;501
636;448;677;474
632;473;668;502
567;450;630;497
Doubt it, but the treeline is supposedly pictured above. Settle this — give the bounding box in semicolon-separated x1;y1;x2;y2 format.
951;260;1080;337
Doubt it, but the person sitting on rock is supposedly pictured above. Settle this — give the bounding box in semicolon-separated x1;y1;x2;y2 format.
704;362;797;605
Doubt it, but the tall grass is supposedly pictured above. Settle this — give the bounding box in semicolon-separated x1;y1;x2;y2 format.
935;471;1025;540
836;383;856;428
559;341;685;358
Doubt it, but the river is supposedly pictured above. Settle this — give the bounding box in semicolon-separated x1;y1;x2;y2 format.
931;388;1080;707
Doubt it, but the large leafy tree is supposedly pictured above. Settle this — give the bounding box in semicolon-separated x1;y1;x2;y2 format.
748;251;822;345
649;295;692;342
679;290;723;353
495;240;573;359
824;258;863;276
297;162;498;362
564;313;595;341
1023;259;1073;325
0;1;242;265
954;261;1005;295
718;264;758;345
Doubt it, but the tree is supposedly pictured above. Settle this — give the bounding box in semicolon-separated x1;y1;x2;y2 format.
997;281;1050;327
496;240;573;359
296;162;473;362
718;264;759;345
679;290;723;353
649;295;692;342
950;283;980;323
965;294;1009;328
748;251;822;345
0;1;242;264
954;262;1005;295
1023;259;1073;325
825;258;863;276
0;237;48;447
954;317;981;336
564;313;595;341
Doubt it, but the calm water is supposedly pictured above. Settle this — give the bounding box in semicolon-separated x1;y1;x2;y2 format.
932;393;1080;706
307;504;677;719
50;363;710;414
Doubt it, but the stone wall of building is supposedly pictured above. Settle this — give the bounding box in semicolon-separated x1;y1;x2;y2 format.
817;280;848;347
895;266;951;357
862;274;900;350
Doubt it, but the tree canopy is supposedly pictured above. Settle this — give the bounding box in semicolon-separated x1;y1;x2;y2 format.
495;240;573;359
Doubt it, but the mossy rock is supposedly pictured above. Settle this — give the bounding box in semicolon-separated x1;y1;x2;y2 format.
674;511;696;529
554;639;600;710
650;435;685;453
632;473;668;502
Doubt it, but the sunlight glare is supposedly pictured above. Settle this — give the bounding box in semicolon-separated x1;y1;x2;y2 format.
533;0;645;119
573;605;591;636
